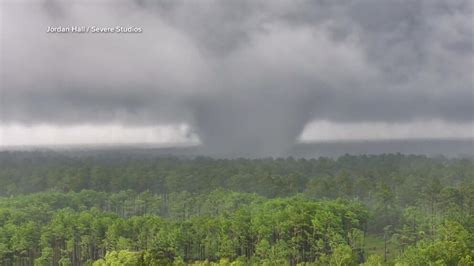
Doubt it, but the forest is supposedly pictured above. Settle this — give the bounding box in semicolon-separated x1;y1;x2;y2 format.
0;151;473;265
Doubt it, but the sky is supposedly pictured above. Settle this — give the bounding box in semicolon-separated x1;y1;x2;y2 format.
0;0;473;155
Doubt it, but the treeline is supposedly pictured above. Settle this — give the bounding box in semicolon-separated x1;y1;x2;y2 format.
1;152;473;233
0;189;472;265
0;190;369;265
1;152;472;199
0;152;473;265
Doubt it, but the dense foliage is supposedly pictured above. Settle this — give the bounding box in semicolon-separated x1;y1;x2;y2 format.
0;151;473;265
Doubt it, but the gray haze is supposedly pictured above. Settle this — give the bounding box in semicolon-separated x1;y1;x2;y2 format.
1;0;473;156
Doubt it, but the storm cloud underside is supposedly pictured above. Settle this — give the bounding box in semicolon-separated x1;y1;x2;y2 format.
1;0;473;155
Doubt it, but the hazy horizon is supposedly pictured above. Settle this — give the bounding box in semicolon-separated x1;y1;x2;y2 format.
2;138;473;160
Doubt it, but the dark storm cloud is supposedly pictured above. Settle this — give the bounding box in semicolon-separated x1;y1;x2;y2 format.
0;0;473;155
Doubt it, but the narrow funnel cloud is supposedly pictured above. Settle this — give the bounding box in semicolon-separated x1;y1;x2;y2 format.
1;0;473;156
